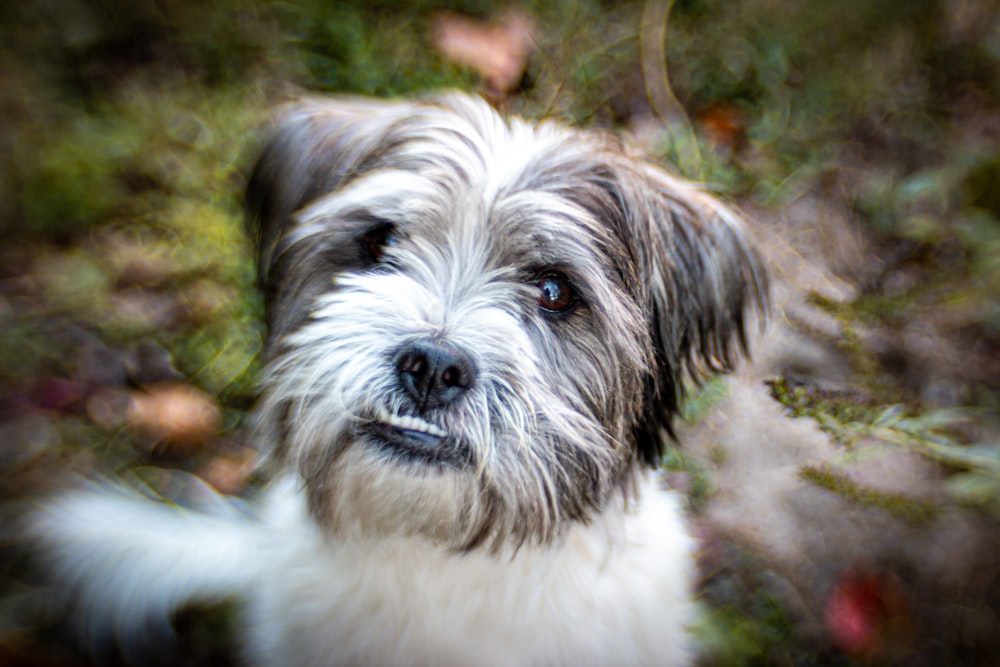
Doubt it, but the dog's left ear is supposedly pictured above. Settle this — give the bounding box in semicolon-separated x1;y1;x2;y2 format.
600;159;768;464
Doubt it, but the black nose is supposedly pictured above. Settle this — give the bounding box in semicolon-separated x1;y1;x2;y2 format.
394;341;475;409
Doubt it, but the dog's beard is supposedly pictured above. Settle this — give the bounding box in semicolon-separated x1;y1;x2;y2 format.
258;234;647;551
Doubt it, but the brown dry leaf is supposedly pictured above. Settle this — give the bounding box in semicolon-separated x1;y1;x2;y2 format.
85;386;131;431
431;9;535;97
697;104;746;153
127;382;221;454
107;287;181;330
180;278;236;326
198;447;257;494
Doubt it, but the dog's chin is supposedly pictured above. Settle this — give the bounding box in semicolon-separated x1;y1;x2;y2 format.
306;433;480;547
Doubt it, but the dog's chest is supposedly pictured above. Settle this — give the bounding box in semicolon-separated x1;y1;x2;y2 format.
245;479;695;667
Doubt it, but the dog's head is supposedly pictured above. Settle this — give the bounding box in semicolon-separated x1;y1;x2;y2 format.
247;93;766;550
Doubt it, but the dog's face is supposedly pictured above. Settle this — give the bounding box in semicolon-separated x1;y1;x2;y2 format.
247;94;765;550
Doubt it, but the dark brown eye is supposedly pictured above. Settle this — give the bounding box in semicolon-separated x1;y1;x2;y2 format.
536;273;576;313
360;223;398;264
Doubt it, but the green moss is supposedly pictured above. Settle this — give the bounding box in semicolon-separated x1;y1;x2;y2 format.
681;375;731;424
800;463;938;524
765;376;883;445
12;116;139;238
283;0;476;97
804;292;909;402
694;549;793;666
769;373;1000;519
660;446;714;510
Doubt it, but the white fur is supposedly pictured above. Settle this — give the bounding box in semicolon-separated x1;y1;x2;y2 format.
33;474;695;666
27;94;768;666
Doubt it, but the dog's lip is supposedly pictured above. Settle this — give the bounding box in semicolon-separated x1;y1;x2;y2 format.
367;408;471;468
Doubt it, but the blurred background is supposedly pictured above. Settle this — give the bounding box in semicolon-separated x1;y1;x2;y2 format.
0;0;998;665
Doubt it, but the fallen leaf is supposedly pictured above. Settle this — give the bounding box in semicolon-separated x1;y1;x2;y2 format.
431;10;535;97
697;104;746;153
198;448;257;495
85;386;130;431
127;382;221;455
825;569;912;660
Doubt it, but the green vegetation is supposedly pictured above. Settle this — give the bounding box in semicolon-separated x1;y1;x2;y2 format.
769;376;1000;520
799;463;939;524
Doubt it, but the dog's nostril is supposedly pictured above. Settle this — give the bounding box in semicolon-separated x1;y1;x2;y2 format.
394;341;475;408
440;366;463;388
397;354;426;376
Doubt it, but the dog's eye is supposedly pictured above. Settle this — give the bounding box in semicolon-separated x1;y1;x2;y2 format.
360;223;398;264
536;273;576;313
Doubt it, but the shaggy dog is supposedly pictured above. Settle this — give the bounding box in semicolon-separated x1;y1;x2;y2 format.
30;93;766;666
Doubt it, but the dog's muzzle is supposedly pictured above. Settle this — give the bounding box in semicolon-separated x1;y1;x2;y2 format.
365;339;476;468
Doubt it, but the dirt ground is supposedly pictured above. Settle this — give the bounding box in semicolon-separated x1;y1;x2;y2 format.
681;192;1000;665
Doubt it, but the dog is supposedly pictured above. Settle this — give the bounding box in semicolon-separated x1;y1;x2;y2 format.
29;92;766;666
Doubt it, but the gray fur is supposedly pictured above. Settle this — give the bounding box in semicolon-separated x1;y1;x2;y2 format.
246;92;767;551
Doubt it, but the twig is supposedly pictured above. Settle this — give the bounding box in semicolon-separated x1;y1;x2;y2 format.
640;0;702;178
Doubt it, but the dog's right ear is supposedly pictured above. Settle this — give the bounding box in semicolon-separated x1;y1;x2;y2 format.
245;97;432;344
246;97;410;292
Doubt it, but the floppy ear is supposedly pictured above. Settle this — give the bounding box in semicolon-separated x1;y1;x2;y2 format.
610;161;768;464
245;97;422;339
246;98;407;286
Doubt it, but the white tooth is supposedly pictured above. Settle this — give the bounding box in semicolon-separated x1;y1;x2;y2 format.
376;410;448;437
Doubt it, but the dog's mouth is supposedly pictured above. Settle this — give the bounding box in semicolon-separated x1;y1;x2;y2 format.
366;408;472;468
